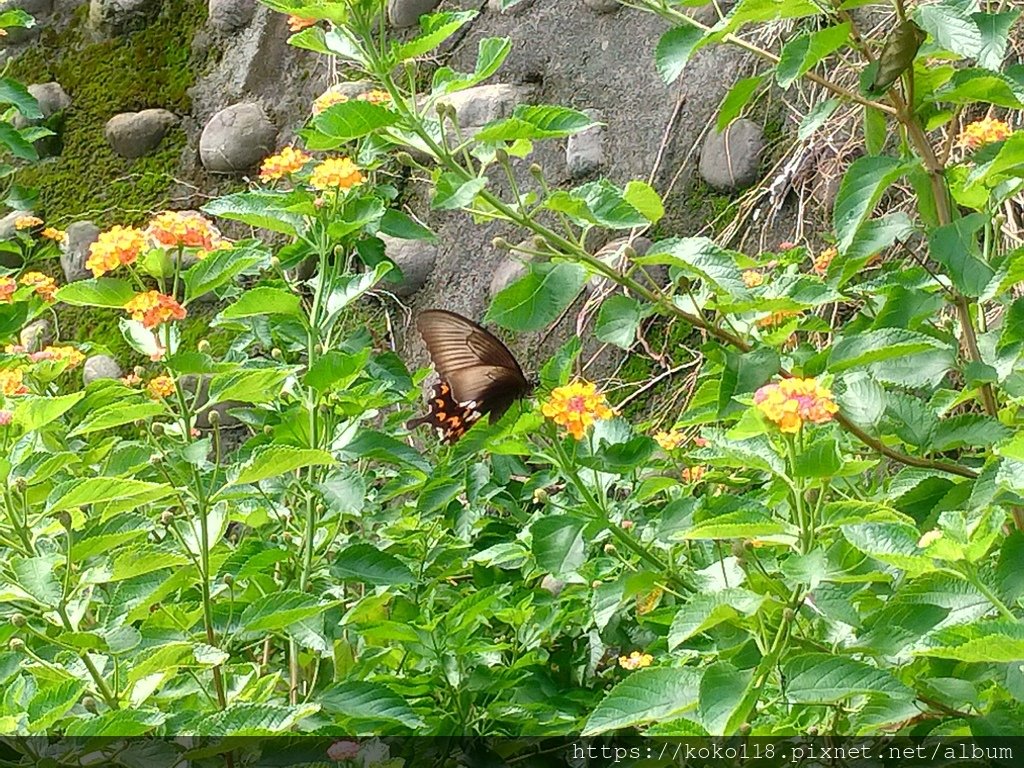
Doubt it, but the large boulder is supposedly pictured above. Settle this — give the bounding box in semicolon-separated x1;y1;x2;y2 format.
439;83;533;130
379;234;437;298
698;118;765;191
104;109;178;158
88;0;159;37
387;0;440;28
199;103;277;173
208;0;255;33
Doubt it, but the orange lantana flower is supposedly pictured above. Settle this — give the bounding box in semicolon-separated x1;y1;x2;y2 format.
259;146;312;181
309;157;364;191
541;380;614;440
124;291;187;329
19;272;58;302
753;377;838;433
86;225;147;277
146;211;224;253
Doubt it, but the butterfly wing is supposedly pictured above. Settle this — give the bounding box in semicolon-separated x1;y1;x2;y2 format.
406;380;483;444
415;310;530;414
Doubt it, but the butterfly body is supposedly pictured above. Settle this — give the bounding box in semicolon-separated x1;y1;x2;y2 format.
407;309;532;444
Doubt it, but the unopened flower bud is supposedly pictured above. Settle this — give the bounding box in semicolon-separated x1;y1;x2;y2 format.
591;580;602;589
263;425;273;435
282;531;293;542
532;488;548;504
435;102;448;118
620;519;634;530
394;151;415;167
739;722;751;735
491;236;511;251
13;477;27;492
208;410;221;426
197;339;210;353
271;348;283;360
10;613;26;627
316;503;326;514
270;256;281;269
57;511;71;530
529;163;543;178
731;540;747;559
783;607;795;621
160;510;174;526
151;423;164;436
223;574;234;587
8;638;24;652
603;543;616;554
133;366;145;377
495;148;509;164
82;696;97;713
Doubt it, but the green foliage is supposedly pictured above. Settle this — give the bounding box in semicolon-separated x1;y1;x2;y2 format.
3;0;1024;752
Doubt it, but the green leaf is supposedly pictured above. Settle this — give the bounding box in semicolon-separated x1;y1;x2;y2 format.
623;180;664;224
221;286;302;319
239;591;334;633
532;516;587;577
0;122;37;161
319;681;424;728
841;521;936;576
776;23;851;89
793;438;843;478
698;662;753;736
184;242;267;301
230;446;336;486
930;413;1011;452
933;67;1024;108
582;667;702;735
973;10;1019;70
71;515;149;560
395;9;477;61
668;588;765;649
486;261;587;331
638;237;746;297
595;295;642;348
69;401;165;436
48;478;173;514
126;642;227;684
312;100;398;144
201;191;305;236
64;709;165;737
207;368;291;405
927;213;995;297
13;393;84;432
834;156;911;253
55;278;135;308
378;209;436;242
799;98;840;141
13;554;62;607
191;703;319;736
918;620;1024;662
0;78;41;120
681;510;787;540
716;75;764;130
473;105;598;142
655;25;706;84
431;173;488;210
784;653;913;703
829;328;947;371
28;679;85;733
915;0;982;62
332;543;414;586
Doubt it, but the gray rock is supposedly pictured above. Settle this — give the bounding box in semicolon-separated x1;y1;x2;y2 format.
584;0;619;12
61;221;101;282
379;234;437;298
540;574;565;596
182;375;243;429
488;0;535;14
698;118;765;191
208;0;255;33
387;0;440;28
83;354;123;385
0;209;34;240
12;82;70;129
566;108;604;178
439;83;532;129
104;109;177;158
199;102;276;173
20;318;52;352
88;0;158;37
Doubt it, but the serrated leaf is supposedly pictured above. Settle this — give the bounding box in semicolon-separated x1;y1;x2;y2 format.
783;653;913;703
486;261;587;331
655;26;706;84
69;401;166;436
834;156;911;254
221;286;302;319
668;588;765;649
582;668;702;735
55;278;136;308
681;511;787;540
829;328;947;371
319;681;424;728
240;591;334;633
191;703;319;736
532;516;587;577
48;478;173;514
230;447;336;486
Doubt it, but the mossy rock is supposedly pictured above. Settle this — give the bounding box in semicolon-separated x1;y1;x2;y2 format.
8;0;207;227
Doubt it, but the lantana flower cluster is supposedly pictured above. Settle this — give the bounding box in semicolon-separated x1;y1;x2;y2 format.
754;377;838;433
958;117;1012;150
541;380;614;440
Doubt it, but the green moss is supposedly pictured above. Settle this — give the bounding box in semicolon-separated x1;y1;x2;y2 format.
9;0;206;227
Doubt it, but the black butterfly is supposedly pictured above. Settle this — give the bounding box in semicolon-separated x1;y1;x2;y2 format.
406;309;532;444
